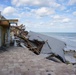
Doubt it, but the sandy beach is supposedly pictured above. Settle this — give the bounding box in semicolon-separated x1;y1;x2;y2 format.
0;47;75;75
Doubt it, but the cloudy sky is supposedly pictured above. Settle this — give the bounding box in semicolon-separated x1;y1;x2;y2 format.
0;0;76;32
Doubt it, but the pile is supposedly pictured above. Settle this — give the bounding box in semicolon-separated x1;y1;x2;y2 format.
10;24;45;55
10;24;66;63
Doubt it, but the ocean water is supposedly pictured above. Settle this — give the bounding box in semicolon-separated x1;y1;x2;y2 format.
41;32;76;51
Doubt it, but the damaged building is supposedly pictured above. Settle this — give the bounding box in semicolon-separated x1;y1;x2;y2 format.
10;25;66;63
1;12;74;64
0;12;18;47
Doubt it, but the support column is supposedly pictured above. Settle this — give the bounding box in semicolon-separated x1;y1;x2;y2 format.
7;27;10;47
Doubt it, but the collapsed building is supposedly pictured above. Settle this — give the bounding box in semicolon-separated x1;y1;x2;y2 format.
10;24;66;63
0;13;72;63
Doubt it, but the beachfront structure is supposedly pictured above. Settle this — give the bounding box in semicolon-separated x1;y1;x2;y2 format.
0;12;18;47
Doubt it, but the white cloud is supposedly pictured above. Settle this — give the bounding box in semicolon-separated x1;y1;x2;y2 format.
53;15;61;19
68;0;76;5
50;3;60;8
60;5;66;10
52;15;71;23
73;11;76;16
12;0;45;6
66;9;70;12
31;7;55;17
11;0;61;8
62;18;70;23
3;6;16;15
17;12;31;18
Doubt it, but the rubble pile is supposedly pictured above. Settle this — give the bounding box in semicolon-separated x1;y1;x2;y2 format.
10;24;45;55
10;24;68;63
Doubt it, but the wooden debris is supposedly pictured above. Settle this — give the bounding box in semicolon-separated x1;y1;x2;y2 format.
10;24;45;55
10;24;66;63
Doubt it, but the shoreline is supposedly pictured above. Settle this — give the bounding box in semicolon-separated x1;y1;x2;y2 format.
41;32;76;51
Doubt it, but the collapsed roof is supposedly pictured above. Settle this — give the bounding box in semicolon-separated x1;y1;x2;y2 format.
28;31;66;62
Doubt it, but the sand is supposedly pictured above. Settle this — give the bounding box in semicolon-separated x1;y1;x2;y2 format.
0;47;75;75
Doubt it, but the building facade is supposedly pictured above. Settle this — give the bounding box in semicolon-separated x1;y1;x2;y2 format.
0;12;18;47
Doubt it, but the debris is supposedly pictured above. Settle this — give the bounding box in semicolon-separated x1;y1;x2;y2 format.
20;42;26;48
28;31;66;62
14;40;17;47
10;25;66;63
